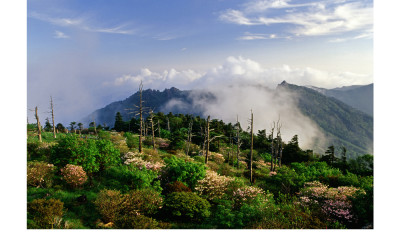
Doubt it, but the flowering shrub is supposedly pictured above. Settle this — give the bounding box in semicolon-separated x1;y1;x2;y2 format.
61;164;87;188
269;171;277;177
209;152;225;165
298;181;364;224
195;170;235;200
27;161;55;188
109;132;129;153
28;198;64;229
232;186;271;208
123;151;164;171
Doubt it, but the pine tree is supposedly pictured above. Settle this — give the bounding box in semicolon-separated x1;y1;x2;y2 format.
114;112;125;132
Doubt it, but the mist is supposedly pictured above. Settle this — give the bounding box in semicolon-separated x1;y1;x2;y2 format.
166;84;326;151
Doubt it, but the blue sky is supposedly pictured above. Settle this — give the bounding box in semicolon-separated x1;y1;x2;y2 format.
27;0;373;124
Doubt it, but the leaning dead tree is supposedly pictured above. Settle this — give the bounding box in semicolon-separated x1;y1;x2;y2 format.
50;96;56;138
34;106;42;142
249;110;254;184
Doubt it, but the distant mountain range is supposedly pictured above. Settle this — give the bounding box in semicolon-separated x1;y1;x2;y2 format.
304;83;373;116
278;82;373;158
83;82;373;157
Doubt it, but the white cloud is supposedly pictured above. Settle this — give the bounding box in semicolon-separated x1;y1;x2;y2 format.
29;11;134;35
220;0;373;38
112;56;372;90
112;68;204;90
237;32;285;40
219;9;256;25
54;30;69;39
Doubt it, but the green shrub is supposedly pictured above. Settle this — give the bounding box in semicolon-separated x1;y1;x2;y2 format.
27;161;55;188
27;198;64;229
164;181;192;194
50;136;100;174
124;132;137;149
121;189;163;217
207;199;243;229
114;214;160;229
103;165;161;192
162;156;206;189
163;192;211;222
94;189;124;223
97;130;112;141
96;139;121;170
94;189;163;228
193;155;205;163
27;142;51;162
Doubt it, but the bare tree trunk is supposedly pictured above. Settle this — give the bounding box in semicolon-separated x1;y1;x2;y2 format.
205;116;210;164
277;121;283;168
270;123;275;172
92;116;97;135
50;96;56;138
158;120;161;138
185;119;193;156
139;81;143;153
250;110;254;184
236;115;240;168
34;106;42;142
149;110;155;150
167;117;170;132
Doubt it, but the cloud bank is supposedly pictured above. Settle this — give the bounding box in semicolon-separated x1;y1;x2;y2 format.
112;56;372;90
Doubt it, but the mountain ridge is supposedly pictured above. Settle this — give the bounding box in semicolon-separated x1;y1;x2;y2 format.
83;82;373;157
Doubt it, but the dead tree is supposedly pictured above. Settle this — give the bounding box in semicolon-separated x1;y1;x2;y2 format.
78;122;83;135
157;120;161;138
50;96;56;138
276;121;283;168
270;122;275;172
92;116;97;135
270;118;283;171
205;116;210;164
139;82;144;152
249;110;254;184
236;115;241;168
167;117;170;132
149;109;156;150
185;118;193;156
34;106;42;142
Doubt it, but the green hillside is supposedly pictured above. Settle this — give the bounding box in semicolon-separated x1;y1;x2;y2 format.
278;82;373;158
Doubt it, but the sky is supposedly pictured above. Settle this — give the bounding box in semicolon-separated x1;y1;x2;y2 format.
27;0;373;125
